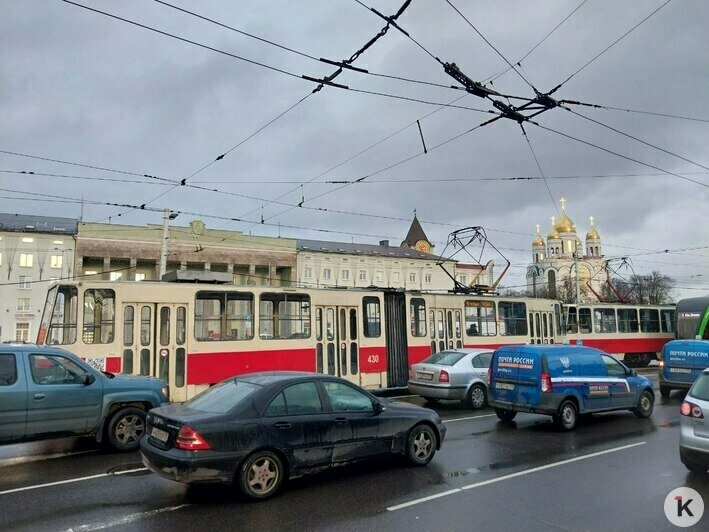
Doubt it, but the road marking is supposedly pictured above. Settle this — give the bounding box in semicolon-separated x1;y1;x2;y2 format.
0;467;147;497
0;449;99;468
387;441;646;511
443;413;496;423
66;504;190;531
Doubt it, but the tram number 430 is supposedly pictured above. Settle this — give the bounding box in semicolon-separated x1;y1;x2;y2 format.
367;354;380;364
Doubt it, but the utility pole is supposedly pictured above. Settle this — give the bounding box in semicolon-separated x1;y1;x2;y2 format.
574;246;581;304
159;209;178;279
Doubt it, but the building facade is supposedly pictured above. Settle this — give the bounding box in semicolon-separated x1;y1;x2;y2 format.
75;220;297;286
0;213;77;342
526;199;606;302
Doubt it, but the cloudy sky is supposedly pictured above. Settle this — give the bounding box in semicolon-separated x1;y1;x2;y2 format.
2;0;708;297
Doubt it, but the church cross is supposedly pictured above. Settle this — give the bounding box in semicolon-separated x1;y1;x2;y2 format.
559;197;566;211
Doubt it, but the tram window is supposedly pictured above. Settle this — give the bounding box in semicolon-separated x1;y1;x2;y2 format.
529;313;535;337
176;307;186;345
566;306;578;334
82;289;115;344
226;294;255;340
618;308;639;333
430;341;436;354
350;343;358;374
429;310;435;339
316;344;323;373
464;301;496;336
139;348;150;376
349;309;357;341
455;310;461;338
340;339;347;377
498;302;528;336
327;343;335;375
535;314;541;338
410;298;426;337
122;349;133;374
327;308;335;341
362;297;381;338
175;348;185;387
543;313;548;337
42;285;78;345
578;308;592;334
437;311;444;339
259;293;311;340
339;308;346;341
446;311;453;339
195;291;254;341
160;307;170;346
661;309;675;333
316;308;323;341
159;348;169;381
594;308;616;333
554;304;563;336
123;306;134;346
640;308;660;333
140;306;151;346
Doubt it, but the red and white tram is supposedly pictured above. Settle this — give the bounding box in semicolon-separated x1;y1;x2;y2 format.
37;280;565;401
564;303;675;366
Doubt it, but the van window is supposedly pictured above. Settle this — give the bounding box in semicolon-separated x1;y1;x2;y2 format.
640;309;660;333
618;308;639;333
602;355;627;377
498;302;527;336
594;308;616;333
578;308;592;334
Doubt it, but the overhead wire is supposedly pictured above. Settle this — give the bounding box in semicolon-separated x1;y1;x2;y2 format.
561;100;709;124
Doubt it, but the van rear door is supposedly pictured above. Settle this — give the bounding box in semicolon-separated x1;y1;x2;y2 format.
491;348;521;405
514;351;541;407
663;341;701;385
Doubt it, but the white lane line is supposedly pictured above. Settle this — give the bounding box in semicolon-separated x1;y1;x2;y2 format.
66;504;190;531
387;441;646;511
443;413;497;423
0;467;147;497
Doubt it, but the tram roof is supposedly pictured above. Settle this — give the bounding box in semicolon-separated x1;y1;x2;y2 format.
676;296;709;313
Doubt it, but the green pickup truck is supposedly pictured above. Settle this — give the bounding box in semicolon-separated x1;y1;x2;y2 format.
0;344;169;451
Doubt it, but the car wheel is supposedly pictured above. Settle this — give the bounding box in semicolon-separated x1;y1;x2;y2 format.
660;386;670;398
406;424;436;466
554;400;578;431
238;451;284;500
106;407;146;452
494;408;516;422
465;384;487;409
634;390;654;418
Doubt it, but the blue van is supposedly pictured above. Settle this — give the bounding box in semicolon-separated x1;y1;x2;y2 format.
488;345;654;430
660;340;709;397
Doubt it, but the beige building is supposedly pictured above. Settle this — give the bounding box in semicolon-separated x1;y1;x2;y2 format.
75;220;297;286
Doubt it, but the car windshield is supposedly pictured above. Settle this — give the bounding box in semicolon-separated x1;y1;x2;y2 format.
184;379;259;413
421;351;467;366
689;374;709;401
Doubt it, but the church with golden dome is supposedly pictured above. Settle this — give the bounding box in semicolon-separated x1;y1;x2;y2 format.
527;198;606;302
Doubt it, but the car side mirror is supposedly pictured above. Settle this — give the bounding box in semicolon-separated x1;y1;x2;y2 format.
82;373;96;386
373;401;386;414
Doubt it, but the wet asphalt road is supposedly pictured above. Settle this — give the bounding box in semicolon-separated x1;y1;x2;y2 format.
1;370;708;531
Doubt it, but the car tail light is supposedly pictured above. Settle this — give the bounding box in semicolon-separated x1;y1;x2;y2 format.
439;370;450;383
681;401;704;419
175;425;212;450
541;373;552;393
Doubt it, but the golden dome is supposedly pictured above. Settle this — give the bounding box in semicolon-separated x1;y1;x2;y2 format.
586;216;600;240
533;235;545;246
547;228;560;239
554;210;576;233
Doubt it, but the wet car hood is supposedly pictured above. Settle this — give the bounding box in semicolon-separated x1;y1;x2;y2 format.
383;399;436;416
104;373;165;390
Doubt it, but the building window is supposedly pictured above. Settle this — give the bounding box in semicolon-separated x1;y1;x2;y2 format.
135;273;146;281
323;268;331;280
392;271;401;282
358;270;367;281
15;323;30;342
109;272;123;281
50;255;63;269
17;298;31;311
19;276;31;289
341;269;350;280
424;273;432;284
22;237;34;243
459;275;467;285
409;273;416;283
374;271;383;282
53;240;64;245
20;253;34;267
84;270;98;277
304;267;313;279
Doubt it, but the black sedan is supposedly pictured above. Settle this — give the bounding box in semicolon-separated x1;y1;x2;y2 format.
140;371;446;499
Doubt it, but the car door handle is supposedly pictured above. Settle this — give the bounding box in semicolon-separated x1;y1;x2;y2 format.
274;421;292;429
334;417;348;424
34;393;46;401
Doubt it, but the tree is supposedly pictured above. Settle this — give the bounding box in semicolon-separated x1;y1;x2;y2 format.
600;271;675;304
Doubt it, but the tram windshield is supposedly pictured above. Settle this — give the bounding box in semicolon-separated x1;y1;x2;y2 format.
38;285;79;345
675;296;709;340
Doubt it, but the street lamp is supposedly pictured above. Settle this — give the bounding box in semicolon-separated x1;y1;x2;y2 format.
159;209;179;278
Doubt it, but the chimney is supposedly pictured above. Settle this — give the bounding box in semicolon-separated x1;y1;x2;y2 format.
379;240;389;247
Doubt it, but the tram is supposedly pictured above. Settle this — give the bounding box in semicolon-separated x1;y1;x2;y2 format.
675;296;709;340
564;302;675;366
36;279;564;401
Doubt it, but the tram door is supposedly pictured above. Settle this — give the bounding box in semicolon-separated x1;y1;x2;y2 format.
430;308;463;353
529;311;555;344
122;303;189;402
315;306;360;386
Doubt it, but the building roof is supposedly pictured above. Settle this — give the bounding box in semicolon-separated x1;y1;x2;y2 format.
0;213;78;235
296;238;450;261
401;215;430;247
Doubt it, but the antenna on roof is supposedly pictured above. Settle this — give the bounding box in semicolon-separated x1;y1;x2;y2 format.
80;194;84;222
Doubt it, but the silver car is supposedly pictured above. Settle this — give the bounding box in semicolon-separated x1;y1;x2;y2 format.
680;368;709;473
408;349;492;409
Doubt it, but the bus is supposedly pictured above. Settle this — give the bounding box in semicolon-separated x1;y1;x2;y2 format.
37;279;565;401
675;296;709;340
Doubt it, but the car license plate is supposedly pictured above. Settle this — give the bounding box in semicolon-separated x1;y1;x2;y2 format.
417;372;433;381
151;427;169;443
669;367;692;374
496;382;515;391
